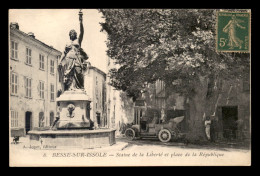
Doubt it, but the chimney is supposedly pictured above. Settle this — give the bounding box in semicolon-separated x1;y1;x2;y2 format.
28;32;35;38
10;22;19;30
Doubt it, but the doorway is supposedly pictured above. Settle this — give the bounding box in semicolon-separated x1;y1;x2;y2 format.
222;106;238;139
25;111;32;134
96;113;101;127
50;112;54;126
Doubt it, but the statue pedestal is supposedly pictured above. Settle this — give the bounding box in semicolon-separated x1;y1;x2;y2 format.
28;129;116;149
28;89;117;148
56;90;93;129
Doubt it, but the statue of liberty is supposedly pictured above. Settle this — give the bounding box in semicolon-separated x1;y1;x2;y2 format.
58;10;89;91
223;15;246;49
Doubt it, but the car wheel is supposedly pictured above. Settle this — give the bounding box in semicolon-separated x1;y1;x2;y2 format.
158;129;172;143
125;128;135;140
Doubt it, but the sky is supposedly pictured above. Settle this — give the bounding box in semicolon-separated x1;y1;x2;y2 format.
9;9;108;73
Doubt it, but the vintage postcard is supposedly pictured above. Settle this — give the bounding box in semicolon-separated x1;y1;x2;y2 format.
9;9;251;167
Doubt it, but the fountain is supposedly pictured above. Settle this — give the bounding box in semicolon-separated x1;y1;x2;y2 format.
28;10;116;149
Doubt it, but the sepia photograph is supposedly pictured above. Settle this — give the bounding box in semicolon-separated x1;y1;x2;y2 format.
9;9;251;166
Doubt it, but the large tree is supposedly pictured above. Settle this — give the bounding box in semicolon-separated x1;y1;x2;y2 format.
99;9;250;141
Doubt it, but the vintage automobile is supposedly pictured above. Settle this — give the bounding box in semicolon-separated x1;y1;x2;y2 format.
124;115;186;143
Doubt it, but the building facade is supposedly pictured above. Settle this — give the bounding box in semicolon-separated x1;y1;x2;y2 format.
121;76;250;141
106;56;135;135
135;78;250;141
106;85;134;133
213;79;250;140
84;66;107;128
9;23;62;136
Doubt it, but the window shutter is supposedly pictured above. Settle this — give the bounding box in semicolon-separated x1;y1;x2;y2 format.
50;60;51;72
42;57;44;69
17;74;19;94
15;74;18;94
29;79;31;98
15;111;18;127
10;73;13;94
29;49;31;64
37;81;40;97
39;54;41;68
42;83;44;99
26;48;28;63
24;76;27;97
25;78;29;97
50;84;52;100
11;110;13;127
15;43;18;59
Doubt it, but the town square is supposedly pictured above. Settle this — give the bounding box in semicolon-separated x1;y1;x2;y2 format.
9;9;251;166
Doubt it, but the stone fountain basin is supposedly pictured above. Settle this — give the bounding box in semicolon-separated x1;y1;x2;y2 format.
28;129;116;149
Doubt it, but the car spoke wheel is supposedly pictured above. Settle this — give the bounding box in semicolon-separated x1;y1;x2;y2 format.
158;129;172;143
125;128;135;140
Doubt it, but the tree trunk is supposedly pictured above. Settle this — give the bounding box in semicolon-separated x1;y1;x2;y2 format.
186;75;209;142
186;75;221;143
187;91;207;142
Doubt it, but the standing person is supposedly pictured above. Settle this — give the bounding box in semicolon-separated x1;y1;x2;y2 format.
210;116;217;142
161;108;166;122
205;116;211;141
51;113;60;129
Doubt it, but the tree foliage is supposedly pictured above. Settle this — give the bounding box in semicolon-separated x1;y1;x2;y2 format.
99;9;250;101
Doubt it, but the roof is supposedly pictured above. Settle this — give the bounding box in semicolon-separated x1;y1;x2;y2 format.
89;66;106;78
10;27;62;55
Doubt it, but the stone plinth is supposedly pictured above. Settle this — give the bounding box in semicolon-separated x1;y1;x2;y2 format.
56;90;92;129
56;90;90;101
28;129;116;149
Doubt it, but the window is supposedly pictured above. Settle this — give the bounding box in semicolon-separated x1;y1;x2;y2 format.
39;81;44;99
50;60;54;74
39;112;44;127
25;77;32;98
50;83;54;101
10;72;18;95
26;48;32;65
39;54;45;70
11;41;18;60
11;110;18;127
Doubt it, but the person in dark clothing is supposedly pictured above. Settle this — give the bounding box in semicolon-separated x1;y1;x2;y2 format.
51;115;60;129
210;116;217;142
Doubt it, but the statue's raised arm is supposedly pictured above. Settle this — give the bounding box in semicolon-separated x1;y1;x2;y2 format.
58;9;89;91
78;10;84;47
